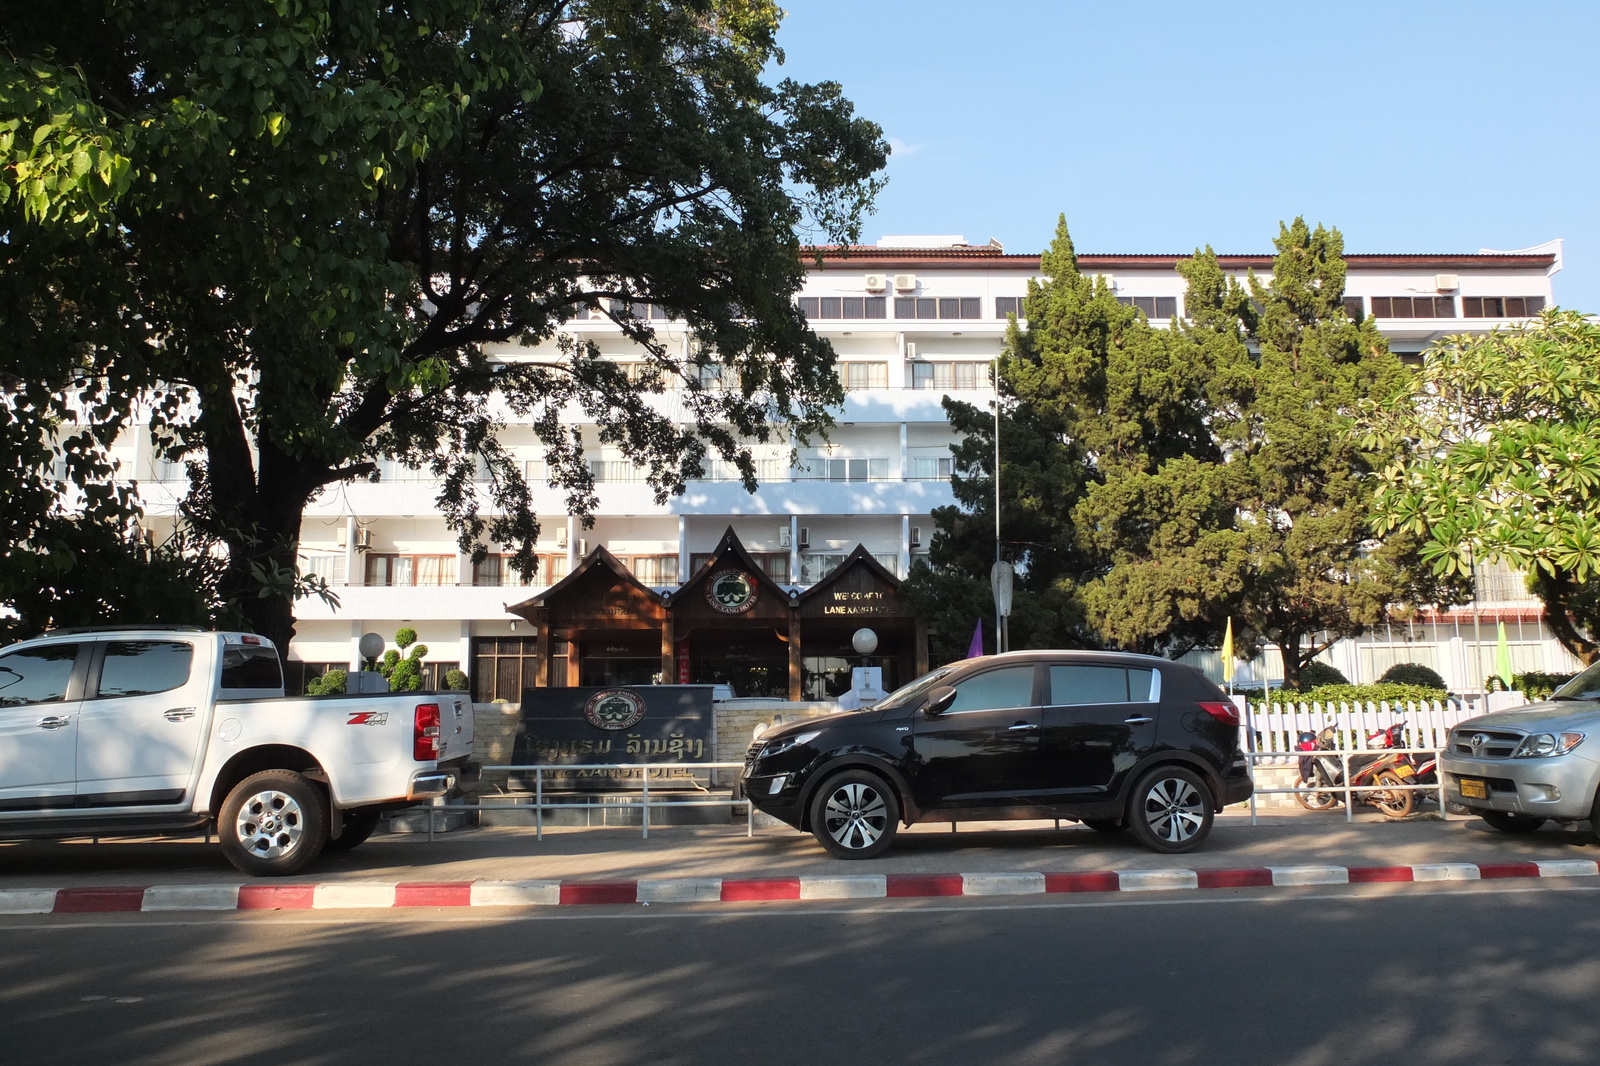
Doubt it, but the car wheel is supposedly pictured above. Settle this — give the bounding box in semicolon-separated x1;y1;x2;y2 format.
1081;818;1125;833
809;770;899;859
218;770;329;877
1127;766;1214;854
1481;810;1546;834
1293;774;1341;811
324;807;382;853
1372;771;1416;819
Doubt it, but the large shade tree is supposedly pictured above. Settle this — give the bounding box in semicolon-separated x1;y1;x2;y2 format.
1;0;886;648
1364;309;1600;664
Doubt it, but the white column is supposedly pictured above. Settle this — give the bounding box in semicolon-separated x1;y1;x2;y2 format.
900;515;911;580
349;621;364;673
344;516;360;586
566;514;579;570
899;422;909;480
459;620;473;685
678;514;689;584
789;515;800;584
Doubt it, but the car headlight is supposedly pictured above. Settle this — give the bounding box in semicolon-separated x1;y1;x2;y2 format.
1514;732;1585;758
760;731;821;759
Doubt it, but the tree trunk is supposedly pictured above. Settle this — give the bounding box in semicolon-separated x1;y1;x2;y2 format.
1279;628;1305;691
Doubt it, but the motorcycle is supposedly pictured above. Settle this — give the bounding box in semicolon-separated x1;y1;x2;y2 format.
1294;724;1417;818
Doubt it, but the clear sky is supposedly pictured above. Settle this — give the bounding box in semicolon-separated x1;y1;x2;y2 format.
774;0;1600;307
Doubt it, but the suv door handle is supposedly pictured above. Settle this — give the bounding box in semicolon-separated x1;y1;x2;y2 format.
1007;723;1039;732
163;707;196;722
1124;716;1154;724
37;715;71;729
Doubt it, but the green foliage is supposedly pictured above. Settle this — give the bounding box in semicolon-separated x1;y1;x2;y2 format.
1364;309;1600;662
1296;661;1350;688
306;669;347;696
443;668;469;692
1;0;886;650
377;629;429;692
1515;671;1575;701
1258;682;1448;706
1378;662;1447;689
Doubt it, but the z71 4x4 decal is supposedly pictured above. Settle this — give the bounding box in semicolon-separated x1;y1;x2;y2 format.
347;711;390;726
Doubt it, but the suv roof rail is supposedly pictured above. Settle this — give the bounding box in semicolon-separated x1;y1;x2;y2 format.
44;624;211;635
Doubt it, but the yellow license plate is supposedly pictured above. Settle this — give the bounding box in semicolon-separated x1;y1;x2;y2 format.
1392;763;1414;778
1460;778;1488;799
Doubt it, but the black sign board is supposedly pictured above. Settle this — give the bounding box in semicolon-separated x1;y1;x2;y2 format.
512;685;715;791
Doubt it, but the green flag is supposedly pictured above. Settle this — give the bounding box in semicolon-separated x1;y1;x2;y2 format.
1496;622;1514;689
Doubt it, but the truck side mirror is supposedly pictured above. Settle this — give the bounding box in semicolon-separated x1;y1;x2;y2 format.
923;686;956;716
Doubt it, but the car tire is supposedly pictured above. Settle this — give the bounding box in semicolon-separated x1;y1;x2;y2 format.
1481;810;1546;834
218;769;330;877
1081;818;1125;833
809;770;900;860
324;807;382;853
1372;771;1416;819
1127;766;1214;854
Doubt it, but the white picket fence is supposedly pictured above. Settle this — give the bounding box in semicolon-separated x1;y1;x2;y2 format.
1241;699;1480;765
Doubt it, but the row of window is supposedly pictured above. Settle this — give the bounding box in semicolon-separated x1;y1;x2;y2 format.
1350;295;1546;320
585;454;959;483
328;549;928;588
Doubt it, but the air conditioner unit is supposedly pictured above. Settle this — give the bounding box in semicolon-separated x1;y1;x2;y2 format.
905;342;917;361
910;526;922;548
1434;274;1459;292
863;273;887;292
798;527;810;550
779;527;792;548
893;273;917;292
336;527;348;548
556;527;569;548
577;538;587;556
355;527;373;550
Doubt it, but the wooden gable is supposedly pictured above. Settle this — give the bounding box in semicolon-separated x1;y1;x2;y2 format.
668;526;793;625
796;545;908;622
507;546;665;629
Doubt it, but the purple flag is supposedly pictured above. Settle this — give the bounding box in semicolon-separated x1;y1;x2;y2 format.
966;620;984;659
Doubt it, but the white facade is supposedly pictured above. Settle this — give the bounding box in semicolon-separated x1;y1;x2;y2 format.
120;235;1573;693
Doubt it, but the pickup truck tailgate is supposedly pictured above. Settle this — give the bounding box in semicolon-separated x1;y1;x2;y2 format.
434;693;474;764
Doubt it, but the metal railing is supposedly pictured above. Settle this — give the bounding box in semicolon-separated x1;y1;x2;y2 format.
475;762;753;839
1243;747;1453;825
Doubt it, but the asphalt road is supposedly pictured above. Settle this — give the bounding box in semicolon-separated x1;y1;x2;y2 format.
4;880;1599;1066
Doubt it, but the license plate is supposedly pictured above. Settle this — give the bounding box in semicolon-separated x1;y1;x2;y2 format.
1392;763;1414;778
1459;778;1488;799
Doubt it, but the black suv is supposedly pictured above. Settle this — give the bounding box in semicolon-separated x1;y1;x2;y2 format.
741;651;1252;858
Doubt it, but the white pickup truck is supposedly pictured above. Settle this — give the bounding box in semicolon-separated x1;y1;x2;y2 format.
0;627;477;876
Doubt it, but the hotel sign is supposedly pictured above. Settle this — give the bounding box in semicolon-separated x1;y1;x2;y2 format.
822;590;894;617
512;684;715;791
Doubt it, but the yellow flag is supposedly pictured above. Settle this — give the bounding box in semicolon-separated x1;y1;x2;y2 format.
1221;618;1236;683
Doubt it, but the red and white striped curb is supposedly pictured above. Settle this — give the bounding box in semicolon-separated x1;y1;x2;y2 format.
4;859;1598;914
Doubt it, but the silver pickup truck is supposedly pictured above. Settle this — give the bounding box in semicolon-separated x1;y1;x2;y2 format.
0;627;477;875
1441;661;1600;833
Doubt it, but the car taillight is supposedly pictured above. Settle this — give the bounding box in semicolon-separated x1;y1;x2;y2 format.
1198;701;1240;727
414;703;441;761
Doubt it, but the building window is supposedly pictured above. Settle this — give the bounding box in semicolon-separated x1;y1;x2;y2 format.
471;638;542;702
298;553;348;586
589;459;645;483
607;298;670;321
364;554;457;587
797;296;887;320
811;457;890;482
911;362;992;390
622;554;680;585
473;554;569;587
842;362;888;390
1370;296;1456;318
911;456;954;480
995;296;1027;319
689;552;789;584
893;296;982;320
1462;296;1545;318
1341;296;1365;321
702;457;790;482
1116;296;1178;319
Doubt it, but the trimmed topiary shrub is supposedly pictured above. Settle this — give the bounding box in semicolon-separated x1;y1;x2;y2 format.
306;669;348;695
1261;682;1449;707
1516;671;1575;701
443;668;469;692
1296;661;1349;689
1378;662;1446;689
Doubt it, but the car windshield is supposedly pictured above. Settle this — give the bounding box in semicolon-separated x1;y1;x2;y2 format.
1553;662;1600;701
872;666;955;712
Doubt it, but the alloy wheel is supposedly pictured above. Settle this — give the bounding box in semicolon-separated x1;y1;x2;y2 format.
235;789;306;860
822;781;888;851
1142;776;1206;843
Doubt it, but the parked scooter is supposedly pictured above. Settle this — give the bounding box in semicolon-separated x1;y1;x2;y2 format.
1294;725;1417;818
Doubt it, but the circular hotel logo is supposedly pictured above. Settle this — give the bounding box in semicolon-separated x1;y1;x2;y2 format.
706;568;759;614
584;689;647;731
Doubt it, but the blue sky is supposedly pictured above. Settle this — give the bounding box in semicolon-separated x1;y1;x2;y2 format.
775;0;1600;307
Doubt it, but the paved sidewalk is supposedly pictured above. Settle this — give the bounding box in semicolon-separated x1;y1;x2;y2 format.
3;807;1598;890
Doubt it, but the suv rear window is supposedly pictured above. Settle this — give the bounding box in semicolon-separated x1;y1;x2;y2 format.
221;645;284;690
97;640;193;697
1050;665;1157;705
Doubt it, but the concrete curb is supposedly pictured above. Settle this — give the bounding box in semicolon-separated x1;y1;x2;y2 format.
5;859;1598;914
